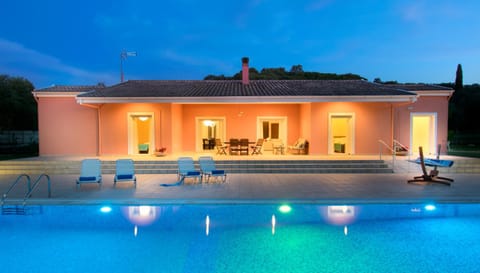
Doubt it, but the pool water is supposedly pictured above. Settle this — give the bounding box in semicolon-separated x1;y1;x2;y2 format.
1;203;480;273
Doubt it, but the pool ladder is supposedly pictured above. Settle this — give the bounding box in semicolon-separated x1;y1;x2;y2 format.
1;174;51;215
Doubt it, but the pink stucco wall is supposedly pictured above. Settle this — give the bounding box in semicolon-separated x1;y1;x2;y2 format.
309;102;393;155
36;95;449;156
395;95;450;154
180;104;301;152
300;103;312;146
37;97;98;156
171;104;183;153
98;103;175;155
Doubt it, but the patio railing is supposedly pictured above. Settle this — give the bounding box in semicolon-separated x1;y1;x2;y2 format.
378;139;410;172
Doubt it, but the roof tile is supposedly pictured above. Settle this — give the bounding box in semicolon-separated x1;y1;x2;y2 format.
76;80;418;98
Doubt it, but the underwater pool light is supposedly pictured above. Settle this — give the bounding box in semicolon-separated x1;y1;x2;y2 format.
424;204;436;211
205;215;210;236
278;205;292;213
100;206;112;213
271;214;276;235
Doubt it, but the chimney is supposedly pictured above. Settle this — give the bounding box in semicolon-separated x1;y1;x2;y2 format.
242;57;249;85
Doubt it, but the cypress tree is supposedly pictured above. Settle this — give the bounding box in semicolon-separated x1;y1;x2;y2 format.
455;64;463;91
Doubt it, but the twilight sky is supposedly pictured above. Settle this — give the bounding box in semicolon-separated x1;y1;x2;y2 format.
1;0;479;89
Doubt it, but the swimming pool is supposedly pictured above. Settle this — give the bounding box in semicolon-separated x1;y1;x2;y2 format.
2;203;480;273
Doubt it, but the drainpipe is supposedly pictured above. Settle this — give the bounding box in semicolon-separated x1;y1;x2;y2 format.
391;98;417;146
32;92;41;154
390;103;395;171
389;98;417;171
78;102;103;156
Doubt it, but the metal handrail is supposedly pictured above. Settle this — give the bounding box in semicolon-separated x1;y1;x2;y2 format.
1;174;31;205
378;140;395;156
23;174;51;205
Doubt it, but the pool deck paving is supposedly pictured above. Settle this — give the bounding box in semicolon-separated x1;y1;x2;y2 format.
1;155;480;205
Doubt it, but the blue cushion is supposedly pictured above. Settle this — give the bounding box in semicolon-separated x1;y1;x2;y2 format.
79;176;97;182
138;144;149;151
211;170;225;175
186;171;200;176
117;174;133;180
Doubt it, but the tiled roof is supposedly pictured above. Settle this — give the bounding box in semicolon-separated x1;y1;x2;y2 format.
34;84;105;93
383;83;453;91
77;80;415;98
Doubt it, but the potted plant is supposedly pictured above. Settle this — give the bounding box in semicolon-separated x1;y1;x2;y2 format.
155;147;167;156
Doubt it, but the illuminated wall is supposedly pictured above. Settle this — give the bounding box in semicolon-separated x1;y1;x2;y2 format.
395;95;449;154
36;92;449;156
37;97;98;156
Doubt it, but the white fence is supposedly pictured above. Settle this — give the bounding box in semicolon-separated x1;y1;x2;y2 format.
0;131;38;146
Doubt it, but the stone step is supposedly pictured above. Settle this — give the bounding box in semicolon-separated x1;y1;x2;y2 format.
0;159;393;174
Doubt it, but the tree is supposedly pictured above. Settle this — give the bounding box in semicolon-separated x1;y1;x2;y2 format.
290;65;304;73
0;75;37;130
455;64;463;92
204;65;364;81
373;78;398;84
449;64;466;132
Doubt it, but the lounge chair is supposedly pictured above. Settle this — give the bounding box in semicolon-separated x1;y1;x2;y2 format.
251;138;264;155
76;159;102;189
114;159;137;188
408;145;454;186
177;157;202;184
199;156;227;183
215;138;228;155
288;138;309;155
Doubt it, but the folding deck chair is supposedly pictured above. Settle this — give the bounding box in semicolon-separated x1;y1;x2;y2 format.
251;138;264;155
215;138;228;155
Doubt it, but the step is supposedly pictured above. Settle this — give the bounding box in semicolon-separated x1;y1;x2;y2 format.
0;159;393;174
1;205;43;215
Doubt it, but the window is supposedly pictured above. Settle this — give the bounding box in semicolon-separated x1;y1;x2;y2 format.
262;121;279;139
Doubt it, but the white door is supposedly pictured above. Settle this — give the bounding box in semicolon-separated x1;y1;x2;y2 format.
411;113;437;156
128;112;155;155
328;113;355;155
195;117;226;152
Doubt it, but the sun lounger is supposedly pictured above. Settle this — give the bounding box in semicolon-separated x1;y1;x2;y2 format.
76;159;102;189
177;157;202;184
114;159;137;187
199;156;227;183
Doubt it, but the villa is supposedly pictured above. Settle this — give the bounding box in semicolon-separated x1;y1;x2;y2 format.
32;58;453;157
